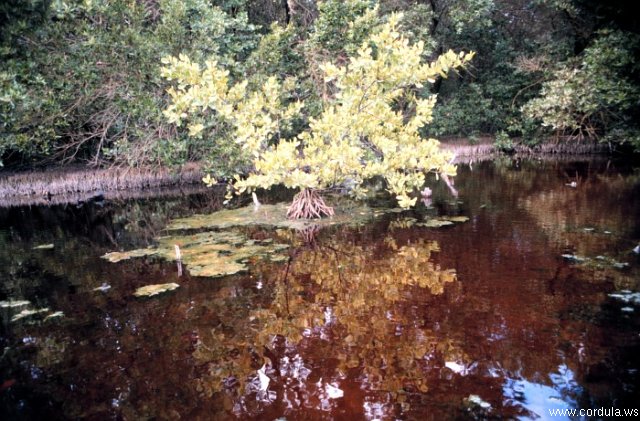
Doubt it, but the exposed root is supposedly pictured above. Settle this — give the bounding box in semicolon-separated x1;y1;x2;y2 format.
286;188;334;219
297;225;320;245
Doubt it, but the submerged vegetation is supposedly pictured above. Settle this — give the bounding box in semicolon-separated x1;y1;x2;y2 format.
133;283;180;297
102;200;470;278
103;228;290;278
164;202;388;231
101;201;463;397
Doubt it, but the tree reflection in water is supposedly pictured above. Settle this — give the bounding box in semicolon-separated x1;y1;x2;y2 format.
193;229;460;416
2;158;638;419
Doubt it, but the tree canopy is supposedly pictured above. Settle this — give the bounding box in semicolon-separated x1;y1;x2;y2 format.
1;0;638;170
161;15;473;215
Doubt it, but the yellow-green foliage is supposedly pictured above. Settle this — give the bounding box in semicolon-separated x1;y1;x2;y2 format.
160;55;302;166
161;14;474;209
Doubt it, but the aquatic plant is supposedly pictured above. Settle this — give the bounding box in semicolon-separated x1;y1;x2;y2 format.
166;202;387;232
134;283;180;298
161;15;473;219
103;229;289;279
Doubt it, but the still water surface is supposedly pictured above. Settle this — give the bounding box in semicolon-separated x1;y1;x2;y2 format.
0;158;639;420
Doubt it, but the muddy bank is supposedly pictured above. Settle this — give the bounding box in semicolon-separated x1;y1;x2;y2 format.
0;184;217;208
0;164;204;208
441;137;610;163
0;139;610;207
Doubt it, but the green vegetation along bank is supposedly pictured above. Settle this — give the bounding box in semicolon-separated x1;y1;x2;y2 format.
1;1;638;196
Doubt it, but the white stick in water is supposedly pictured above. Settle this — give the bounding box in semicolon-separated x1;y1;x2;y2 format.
252;192;261;208
174;244;183;276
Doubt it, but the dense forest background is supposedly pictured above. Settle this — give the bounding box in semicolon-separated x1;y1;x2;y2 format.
1;0;638;173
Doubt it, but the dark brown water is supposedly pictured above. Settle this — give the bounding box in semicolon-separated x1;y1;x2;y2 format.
1;158;639;420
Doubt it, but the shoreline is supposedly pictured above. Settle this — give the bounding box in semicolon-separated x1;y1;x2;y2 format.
0;164;205;208
0;140;612;208
439;137;610;162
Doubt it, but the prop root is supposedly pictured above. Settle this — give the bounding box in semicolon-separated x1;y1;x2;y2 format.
286;188;334;219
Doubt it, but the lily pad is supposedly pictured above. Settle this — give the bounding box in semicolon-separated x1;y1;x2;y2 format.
134;283;180;298
612;262;630;269
11;308;50;322
566;254;630;269
104;230;290;278
44;311;64;321
0;300;31;308
417;215;469;228
103;247;159;262
444;216;470;223
93;283;111;292
419;219;455;228
166;203;386;232
188;259;248;278
103;202;382;278
389;218;417;230
561;254;586;263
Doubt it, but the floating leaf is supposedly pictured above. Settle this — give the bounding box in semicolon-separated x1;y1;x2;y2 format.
389;218;417;230
561;254;586;263
419;219;454;228
0;300;30;308
566;253;630;269
11;308;50;322
102;247;159;262
105;203;387;278
166;203;387;232
443;216;469;223
44;311;64;321
134;283;180;298
93;283;111;292
104;219;293;278
417;215;469;228
188;260;248;278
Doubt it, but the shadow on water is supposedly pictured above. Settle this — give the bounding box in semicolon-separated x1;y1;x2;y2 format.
0;157;639;419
